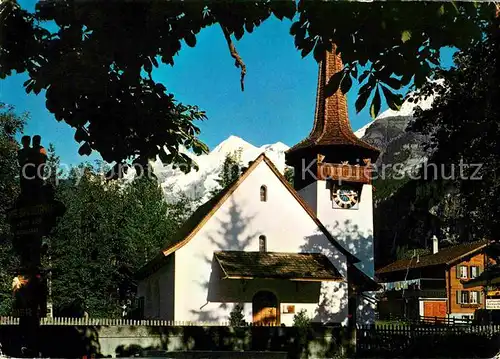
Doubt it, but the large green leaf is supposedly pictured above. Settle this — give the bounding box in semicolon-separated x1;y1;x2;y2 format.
369;86;381;118
401;30;412;43
340;73;353;95
381;85;403;111
184;32;196;47
355;84;372;114
325;69;346;97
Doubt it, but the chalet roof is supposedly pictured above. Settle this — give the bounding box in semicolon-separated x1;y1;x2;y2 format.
135;153;359;280
376;240;489;276
286;45;380;162
214;251;343;281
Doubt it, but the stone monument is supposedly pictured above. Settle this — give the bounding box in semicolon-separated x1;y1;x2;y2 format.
7;135;65;357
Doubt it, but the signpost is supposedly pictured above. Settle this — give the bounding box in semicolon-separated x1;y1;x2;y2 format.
486;299;500;310
8;135;65;357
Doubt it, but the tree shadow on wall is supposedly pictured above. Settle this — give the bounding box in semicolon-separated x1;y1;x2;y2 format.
327;219;374;276
206;197;256;252
300;229;349;327
189;197;257;322
118;325;251;356
301;220;376;325
117;325;343;359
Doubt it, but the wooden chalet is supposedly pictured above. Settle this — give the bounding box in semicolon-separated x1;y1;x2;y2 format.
376;239;490;322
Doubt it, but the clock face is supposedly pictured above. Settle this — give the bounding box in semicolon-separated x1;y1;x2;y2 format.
332;188;359;209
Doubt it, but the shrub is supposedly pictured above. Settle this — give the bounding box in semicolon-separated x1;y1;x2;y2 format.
229;303;246;326
293;309;311;328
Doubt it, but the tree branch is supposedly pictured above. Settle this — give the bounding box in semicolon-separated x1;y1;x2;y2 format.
221;25;246;92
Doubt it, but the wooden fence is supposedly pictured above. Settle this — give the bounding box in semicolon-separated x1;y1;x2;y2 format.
379;315;475;326
0;316;233;326
0;317;287;327
418;315;473;326
358;323;500;358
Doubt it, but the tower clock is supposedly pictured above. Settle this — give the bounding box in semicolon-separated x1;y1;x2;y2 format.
331;184;361;210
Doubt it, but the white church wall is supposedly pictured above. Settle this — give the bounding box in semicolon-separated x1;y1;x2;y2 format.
281;281;348;326
137;255;175;320
173;160;348;325
206;261;346;326
299;181;374;278
298;181;317;213
300;181;375;324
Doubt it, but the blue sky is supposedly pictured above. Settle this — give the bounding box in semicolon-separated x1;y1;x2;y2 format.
1;2;454;166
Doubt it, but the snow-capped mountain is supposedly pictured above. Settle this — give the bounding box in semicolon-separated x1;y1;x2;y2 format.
151;88;436;203
354;121;375;138
152;136;289;203
358;90;437;175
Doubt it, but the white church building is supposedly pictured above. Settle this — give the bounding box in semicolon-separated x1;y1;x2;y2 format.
136;45;381;326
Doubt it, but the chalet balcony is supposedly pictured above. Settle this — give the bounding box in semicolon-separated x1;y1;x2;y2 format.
380;288;447;300
380;278;446;292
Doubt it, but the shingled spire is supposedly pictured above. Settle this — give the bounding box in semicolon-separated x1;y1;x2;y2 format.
286;45;380;171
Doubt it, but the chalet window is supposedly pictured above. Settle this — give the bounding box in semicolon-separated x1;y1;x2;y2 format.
456;265;468;279
260;185;267;202
461;290;469;304
470;266;480;279
457;290;470;304
259;235;267;252
470;291;480;304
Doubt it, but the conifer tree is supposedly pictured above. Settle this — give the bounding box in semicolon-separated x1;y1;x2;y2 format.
45;157;198;317
210;149;243;198
0;103;27;315
284;167;294;187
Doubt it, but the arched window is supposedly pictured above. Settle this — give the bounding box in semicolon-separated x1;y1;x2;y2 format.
259;235;267;252
260;185;267;202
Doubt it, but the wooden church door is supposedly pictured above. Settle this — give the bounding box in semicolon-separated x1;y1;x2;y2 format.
252;291;279;326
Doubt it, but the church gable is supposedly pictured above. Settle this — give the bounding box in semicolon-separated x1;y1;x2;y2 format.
178;155;330;255
168;153;355;264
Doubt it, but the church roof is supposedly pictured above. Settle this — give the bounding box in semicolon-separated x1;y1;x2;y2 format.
348;264;381;292
286;45;379;161
135;153;359;280
214;251;343;281
376;240;489;277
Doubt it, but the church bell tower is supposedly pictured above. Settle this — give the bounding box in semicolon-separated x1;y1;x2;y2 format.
285;45;380;281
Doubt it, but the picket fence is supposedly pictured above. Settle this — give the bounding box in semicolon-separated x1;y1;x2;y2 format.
357;323;500;357
0;316;233;326
418;315;473;325
365;322;500;336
